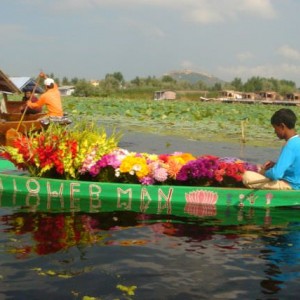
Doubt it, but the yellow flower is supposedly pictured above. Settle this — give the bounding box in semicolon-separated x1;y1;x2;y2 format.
179;152;196;163
119;155;149;179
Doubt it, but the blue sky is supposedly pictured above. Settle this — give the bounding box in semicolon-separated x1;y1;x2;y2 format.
2;0;300;85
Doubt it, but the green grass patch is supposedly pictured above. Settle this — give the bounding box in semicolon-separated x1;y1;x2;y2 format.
61;97;298;147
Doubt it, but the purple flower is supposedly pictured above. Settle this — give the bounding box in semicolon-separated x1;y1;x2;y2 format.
244;162;258;172
140;176;155;185
177;157;218;183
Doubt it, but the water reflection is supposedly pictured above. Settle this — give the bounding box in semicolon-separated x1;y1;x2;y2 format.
1;213;98;256
0;206;300;299
260;221;300;296
0;209;275;256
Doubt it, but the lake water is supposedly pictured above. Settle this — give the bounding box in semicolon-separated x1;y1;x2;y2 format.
1;134;298;299
1;204;300;299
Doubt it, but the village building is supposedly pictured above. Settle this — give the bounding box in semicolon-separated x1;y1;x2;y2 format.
258;91;282;101
241;92;257;100
154;90;176;100
90;80;100;87
219;90;242;100
285;92;300;101
58;85;75;96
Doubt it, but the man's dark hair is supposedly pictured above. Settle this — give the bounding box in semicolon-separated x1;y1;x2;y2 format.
46;83;54;89
271;108;297;129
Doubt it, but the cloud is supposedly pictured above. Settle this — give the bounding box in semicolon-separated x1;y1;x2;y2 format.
180;60;194;70
239;0;276;19
217;63;300;83
186;0;276;23
237;51;254;62
277;45;300;61
187;7;224;24
125;19;165;38
32;0;277;23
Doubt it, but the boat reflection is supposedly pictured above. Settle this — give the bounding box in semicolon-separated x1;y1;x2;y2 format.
1;195;300;258
1;194;300;298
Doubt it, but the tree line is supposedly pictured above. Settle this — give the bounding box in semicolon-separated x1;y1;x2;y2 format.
49;72;299;98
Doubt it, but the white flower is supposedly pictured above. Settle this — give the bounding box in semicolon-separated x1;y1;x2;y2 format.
115;168;120;177
133;164;141;171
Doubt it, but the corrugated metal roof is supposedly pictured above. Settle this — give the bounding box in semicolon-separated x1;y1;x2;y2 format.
10;77;44;93
9;77;31;90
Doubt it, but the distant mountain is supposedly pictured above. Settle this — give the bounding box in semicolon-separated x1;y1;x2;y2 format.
165;70;225;87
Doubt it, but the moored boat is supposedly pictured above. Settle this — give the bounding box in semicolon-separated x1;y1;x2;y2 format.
0;70;46;144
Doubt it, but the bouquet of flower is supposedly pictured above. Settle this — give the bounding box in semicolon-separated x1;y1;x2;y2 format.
0;123;121;179
0;125;258;187
169;155;257;187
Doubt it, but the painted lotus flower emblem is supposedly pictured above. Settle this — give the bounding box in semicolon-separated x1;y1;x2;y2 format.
184;190;218;217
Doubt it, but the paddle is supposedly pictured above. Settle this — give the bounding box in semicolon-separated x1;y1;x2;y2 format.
5;74;42;145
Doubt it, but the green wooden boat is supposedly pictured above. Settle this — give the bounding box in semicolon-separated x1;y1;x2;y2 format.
1;158;300;217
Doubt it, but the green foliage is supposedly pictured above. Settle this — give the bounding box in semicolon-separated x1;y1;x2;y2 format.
73;80;99;97
162;75;176;83
211;83;222;91
236;76;297;95
105;71;125;84
100;76;120;93
61;76;69;85
230;77;243;91
62;97;299;147
48;70;299;99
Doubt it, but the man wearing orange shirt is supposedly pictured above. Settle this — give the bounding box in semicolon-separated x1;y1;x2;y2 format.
27;77;63;117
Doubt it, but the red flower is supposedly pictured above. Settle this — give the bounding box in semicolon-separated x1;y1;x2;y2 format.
158;154;170;163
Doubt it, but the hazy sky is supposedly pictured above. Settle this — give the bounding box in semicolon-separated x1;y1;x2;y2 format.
2;0;300;85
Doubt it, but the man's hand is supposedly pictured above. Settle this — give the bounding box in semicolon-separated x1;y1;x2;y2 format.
263;160;275;170
39;72;46;78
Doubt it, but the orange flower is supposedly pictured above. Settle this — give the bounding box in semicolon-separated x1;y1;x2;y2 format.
166;158;183;179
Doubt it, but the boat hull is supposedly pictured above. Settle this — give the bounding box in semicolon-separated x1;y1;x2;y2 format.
0;118;44;146
1;159;300;215
0;112;46;121
0;99;46;144
0;119;43;134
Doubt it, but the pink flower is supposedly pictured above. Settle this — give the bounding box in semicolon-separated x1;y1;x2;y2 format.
153;167;168;182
